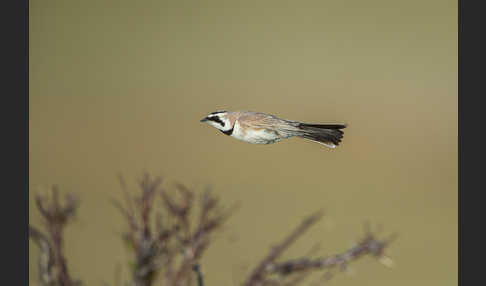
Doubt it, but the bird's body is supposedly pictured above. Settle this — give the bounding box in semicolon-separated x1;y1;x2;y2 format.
201;110;346;148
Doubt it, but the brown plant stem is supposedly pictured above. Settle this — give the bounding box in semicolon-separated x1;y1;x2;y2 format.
243;211;324;286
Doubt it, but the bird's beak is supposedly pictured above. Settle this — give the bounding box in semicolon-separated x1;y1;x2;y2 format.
200;117;208;122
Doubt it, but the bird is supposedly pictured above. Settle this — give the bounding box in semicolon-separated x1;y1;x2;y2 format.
200;110;346;148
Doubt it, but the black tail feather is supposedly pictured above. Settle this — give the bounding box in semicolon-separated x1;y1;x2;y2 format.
296;123;346;147
299;123;347;130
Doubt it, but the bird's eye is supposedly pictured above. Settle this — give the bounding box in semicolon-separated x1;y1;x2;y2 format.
207;116;225;127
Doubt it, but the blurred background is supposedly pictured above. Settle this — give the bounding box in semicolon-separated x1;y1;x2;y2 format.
29;0;457;285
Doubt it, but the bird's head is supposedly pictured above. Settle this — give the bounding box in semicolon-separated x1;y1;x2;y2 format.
200;110;233;133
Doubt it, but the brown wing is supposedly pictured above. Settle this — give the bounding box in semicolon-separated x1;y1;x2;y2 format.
237;112;298;133
237;112;274;128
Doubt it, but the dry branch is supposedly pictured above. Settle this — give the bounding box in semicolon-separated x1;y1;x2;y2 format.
114;173;233;286
243;213;395;286
243;211;323;286
266;232;396;275
29;185;80;286
192;264;205;286
29;225;55;286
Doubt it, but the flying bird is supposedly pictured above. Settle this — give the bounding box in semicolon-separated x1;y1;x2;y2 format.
200;110;346;148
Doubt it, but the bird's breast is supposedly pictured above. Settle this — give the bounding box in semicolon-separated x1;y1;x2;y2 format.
231;121;281;144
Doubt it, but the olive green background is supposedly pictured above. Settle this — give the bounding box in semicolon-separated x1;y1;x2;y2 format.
29;0;457;285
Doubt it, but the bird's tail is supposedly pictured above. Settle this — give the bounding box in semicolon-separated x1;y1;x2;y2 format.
295;123;346;148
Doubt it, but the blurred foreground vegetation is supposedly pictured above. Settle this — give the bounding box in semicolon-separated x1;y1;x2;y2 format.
30;173;395;286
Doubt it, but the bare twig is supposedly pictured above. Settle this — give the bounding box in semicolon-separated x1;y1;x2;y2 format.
30;185;80;286
170;187;232;286
243;211;324;286
192;264;205;286
243;214;395;286
29;225;55;286
115;174;232;286
265;232;395;275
